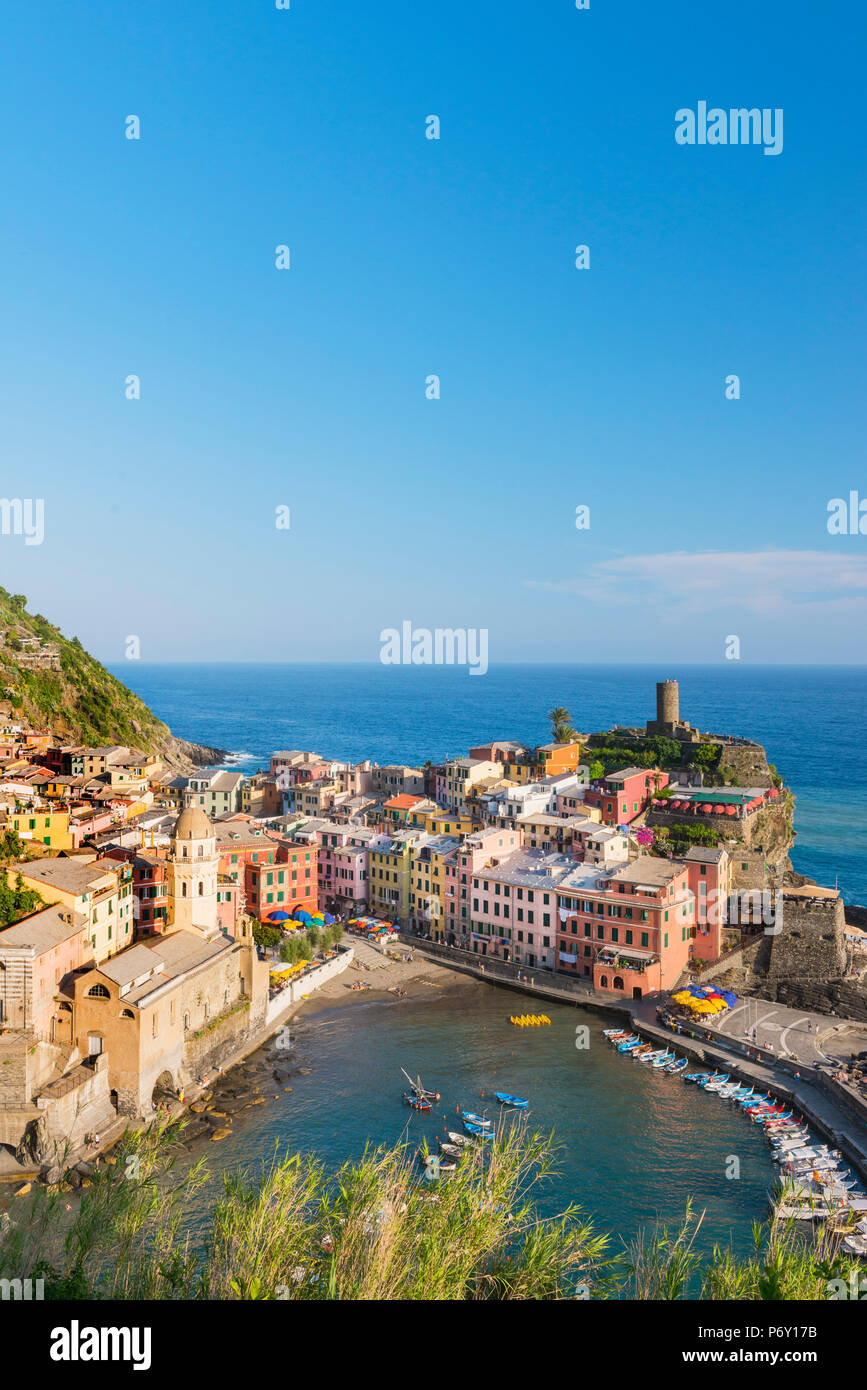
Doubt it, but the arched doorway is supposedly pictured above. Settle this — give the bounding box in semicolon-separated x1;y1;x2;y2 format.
613;976;624;991
151;1070;176;1107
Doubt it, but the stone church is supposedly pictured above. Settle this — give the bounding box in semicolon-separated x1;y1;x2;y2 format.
0;806;268;1166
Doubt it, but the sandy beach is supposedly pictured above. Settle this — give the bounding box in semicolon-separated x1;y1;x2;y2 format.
292;936;463;1018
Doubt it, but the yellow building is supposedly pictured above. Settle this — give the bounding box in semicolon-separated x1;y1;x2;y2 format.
424;808;474;838
368;830;425;922
9;808;74;851
9;856;134;964
409;835;460;938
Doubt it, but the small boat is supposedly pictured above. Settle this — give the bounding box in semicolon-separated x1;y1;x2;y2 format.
666;1058;687;1074
438;1140;462;1158
446;1130;472;1148
773;1147;839;1163
464;1121;494;1139
702;1073;730;1090
770;1131;818;1148
683;1071;711;1084
652;1051;674;1068
404;1092;431;1112
617;1038;641;1052
401;1067;441;1103
495;1092;529;1109
461;1112;491;1127
637;1049;665;1064
604;1027;629;1038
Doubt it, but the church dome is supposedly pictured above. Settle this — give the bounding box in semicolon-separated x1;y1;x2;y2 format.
174;804;213;840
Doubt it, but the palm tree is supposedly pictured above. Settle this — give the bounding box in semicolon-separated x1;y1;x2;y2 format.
547;706;577;744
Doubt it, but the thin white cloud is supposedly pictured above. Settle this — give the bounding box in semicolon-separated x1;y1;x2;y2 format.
525;550;867;614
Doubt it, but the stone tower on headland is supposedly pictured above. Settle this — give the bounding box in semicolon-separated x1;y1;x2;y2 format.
646;677;697;740
657;679;679;726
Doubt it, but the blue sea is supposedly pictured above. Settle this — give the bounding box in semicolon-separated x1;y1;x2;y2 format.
111;662;867;906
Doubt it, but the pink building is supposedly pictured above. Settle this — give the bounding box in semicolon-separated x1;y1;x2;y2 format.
0;905;91;1036
217;877;242;937
556;856;695;997
443;826;521;946
683;846;731;964
294;821;377;914
584;767;670;826
470;848;575;968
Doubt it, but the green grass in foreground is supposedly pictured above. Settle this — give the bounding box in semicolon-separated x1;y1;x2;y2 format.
0;1122;861;1300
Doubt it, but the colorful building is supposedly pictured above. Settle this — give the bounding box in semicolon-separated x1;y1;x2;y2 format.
556;856;695;997
584;767;669;826
10;856;135;965
442;826;522;945
409;835;460;937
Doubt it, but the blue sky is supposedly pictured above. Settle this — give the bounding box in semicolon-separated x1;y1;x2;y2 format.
1;1;865;663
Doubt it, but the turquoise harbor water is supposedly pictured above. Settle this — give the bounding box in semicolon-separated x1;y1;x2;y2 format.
178;983;778;1258
114;661;867;904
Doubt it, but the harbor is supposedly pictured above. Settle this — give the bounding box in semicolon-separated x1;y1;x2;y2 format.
168;978;782;1258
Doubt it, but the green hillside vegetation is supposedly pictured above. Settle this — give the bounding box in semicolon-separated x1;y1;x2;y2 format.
587;736;723;781
0;589;176;756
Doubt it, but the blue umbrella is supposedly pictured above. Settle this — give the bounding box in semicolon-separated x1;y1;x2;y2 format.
267;910;292;922
323;913;335;925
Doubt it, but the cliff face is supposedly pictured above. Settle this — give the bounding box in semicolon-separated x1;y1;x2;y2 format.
0;590;226;773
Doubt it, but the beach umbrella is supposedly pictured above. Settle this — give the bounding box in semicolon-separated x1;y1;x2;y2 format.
323;913;336;925
266;910;292;922
719;990;737;1005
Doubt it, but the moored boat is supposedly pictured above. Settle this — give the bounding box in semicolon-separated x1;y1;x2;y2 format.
464;1121;494;1138
404;1092;432;1111
495;1091;529;1108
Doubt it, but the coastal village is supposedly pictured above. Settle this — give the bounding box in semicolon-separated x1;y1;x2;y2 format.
0;677;865;1193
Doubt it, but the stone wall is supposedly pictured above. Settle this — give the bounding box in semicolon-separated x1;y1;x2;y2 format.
705;897;867;1022
180;1000;253;1086
264;948;354;1028
712;741;773;788
766;895;848;983
0;1034;29;1112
